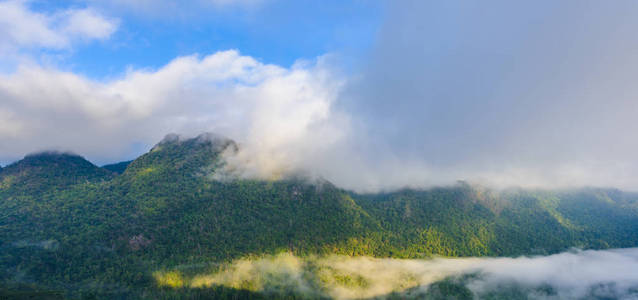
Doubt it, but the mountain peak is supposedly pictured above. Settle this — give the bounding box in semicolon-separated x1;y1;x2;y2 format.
124;132;237;178
1;151;112;190
7;151;94;170
155;132;233;148
22;150;85;162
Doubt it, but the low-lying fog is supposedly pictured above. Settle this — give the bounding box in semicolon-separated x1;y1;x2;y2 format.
154;247;638;299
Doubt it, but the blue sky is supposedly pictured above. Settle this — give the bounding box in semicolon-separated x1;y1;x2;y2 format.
25;0;383;78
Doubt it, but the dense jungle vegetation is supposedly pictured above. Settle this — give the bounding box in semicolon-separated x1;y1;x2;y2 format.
2;134;638;298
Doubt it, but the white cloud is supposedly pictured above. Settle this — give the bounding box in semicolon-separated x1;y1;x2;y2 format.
58;8;118;41
0;50;345;175
0;0;117;51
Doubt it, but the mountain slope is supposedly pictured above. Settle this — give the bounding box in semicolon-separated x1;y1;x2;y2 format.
103;133;380;263
101;160;132;174
0;152;112;193
0;152;114;243
2;134;638;298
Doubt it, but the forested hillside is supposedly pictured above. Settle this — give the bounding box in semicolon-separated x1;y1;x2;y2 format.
2;134;638;298
102;160;133;174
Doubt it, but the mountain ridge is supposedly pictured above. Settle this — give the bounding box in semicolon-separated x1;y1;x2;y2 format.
2;133;638;298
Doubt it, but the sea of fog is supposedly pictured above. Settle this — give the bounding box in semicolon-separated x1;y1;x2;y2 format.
154;247;638;299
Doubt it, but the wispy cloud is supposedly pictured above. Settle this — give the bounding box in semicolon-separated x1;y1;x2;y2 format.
0;0;118;51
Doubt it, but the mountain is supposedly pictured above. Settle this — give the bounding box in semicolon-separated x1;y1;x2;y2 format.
101;160;133;174
0;151;112;192
2;133;638;298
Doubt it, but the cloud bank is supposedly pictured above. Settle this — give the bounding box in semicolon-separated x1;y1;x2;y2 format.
335;0;638;191
154;248;638;299
3;1;638;192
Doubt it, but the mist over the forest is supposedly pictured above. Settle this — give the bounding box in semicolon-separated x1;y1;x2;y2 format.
153;248;638;299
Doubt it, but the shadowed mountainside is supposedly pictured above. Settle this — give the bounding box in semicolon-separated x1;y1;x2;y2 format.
102;160;133;174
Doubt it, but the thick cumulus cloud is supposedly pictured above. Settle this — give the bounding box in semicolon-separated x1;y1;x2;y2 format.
0;50;345;172
154;248;638;299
